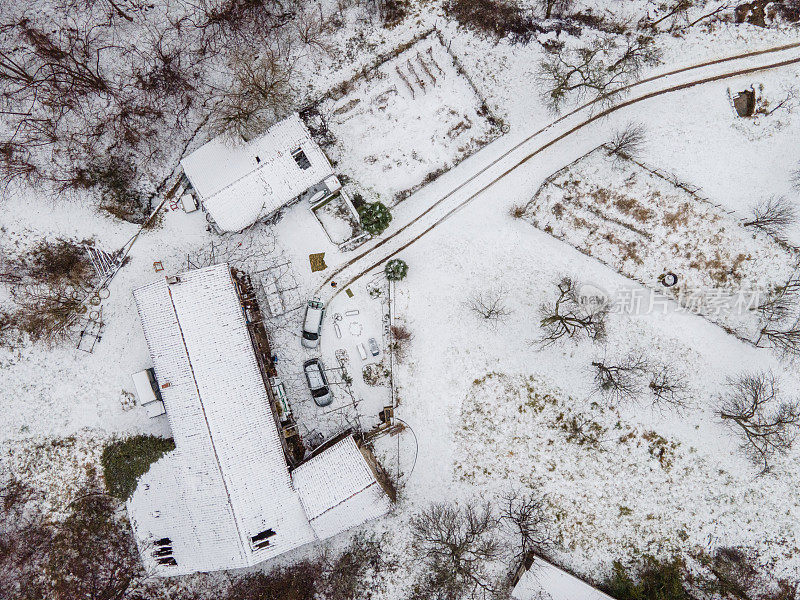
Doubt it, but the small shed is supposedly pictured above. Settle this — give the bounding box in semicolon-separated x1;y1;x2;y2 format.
512;556;616;600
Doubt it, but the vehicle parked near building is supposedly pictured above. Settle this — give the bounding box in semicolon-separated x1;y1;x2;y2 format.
303;358;332;406
302;299;325;348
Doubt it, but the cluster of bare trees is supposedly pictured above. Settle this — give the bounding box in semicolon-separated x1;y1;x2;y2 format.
0;476;153;600
606;547;798;600
0;236;97;346
410;492;551;600
590;352;691;410
537;34;660;111
227;532;397;600
0;0;363;217
718;371;800;473
696;546;798;600
2;469;402;600
754;272;800;358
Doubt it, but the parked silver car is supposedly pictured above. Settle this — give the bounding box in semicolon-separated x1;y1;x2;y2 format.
301;299;325;348
303;358;332;407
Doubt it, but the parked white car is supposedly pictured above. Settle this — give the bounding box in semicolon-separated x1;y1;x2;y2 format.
303;359;332;407
301;299;325;348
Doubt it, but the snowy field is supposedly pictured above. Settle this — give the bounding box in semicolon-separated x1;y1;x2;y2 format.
523;146;798;337
2;0;800;596
385;169;800;583
308;33;503;205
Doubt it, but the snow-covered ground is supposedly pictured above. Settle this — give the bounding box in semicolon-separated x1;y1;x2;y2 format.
381;163;800;581
2;2;800;595
523;146;798;337
310;33;503;205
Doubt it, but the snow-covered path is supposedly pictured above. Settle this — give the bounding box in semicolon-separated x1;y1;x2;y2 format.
315;42;800;301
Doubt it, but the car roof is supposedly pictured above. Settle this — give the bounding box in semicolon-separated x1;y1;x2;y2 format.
304;361;325;388
304;306;323;329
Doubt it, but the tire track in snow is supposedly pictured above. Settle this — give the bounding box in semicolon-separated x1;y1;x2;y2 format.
318;46;800;300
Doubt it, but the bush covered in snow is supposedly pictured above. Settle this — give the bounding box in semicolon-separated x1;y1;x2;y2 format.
358;201;393;235
384;259;408;281
101;435;175;500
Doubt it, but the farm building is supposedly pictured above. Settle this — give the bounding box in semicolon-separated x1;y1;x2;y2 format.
127;263;391;576
512;556;616;600
181;114;339;232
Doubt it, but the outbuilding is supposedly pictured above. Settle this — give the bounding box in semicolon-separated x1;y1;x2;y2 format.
181;114;340;232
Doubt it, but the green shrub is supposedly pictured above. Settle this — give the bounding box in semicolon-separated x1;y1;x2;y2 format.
384;259;408;281
605;556;689;600
101;435;175;500
358;201;392;235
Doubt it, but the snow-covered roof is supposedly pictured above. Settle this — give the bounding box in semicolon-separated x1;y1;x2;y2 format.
292;435;391;540
181;114;333;232
512;557;615;600
129;264;314;575
128;264;389;576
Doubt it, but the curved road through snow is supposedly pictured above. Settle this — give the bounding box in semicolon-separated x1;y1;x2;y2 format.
316;42;800;303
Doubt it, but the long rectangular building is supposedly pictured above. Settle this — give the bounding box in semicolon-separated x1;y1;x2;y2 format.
128;264;390;576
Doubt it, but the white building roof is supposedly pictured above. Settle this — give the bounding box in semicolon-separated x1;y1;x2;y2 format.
128;264;389;576
512;557;615;600
181;114;334;232
292;436;391;540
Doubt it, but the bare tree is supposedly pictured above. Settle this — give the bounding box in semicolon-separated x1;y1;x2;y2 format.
188;227;278;273
498;490;551;562
648;363;691;410
792;165;800;192
537;34;660;111
755;276;800;325
755;320;800;358
591;352;648;403
467;288;512;324
605;122;647;159
292;3;335;55
743;196;798;240
538;277;608;345
536;0;572;19
719;371;800;473
389;324;414;363
560;411;606;447
642;0;694;30
211;39;297;141
0;141;38;190
410;501;506;600
754;274;800;357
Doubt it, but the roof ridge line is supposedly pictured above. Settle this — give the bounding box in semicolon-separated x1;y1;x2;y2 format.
165;278;250;561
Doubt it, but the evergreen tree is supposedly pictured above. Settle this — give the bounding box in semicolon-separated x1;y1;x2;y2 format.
358;202;392;235
385;259;408;281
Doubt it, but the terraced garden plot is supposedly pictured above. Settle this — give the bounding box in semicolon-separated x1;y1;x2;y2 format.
306;34;503;205
523;147;798;336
